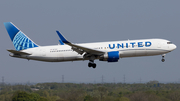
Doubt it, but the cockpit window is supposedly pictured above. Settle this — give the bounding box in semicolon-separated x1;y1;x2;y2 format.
167;42;173;44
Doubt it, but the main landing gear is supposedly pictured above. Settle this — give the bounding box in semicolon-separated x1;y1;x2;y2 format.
88;60;96;68
161;54;165;62
87;55;96;68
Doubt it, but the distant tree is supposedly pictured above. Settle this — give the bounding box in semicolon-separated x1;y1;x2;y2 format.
84;95;93;101
115;97;129;101
168;91;180;101
128;91;162;101
12;91;32;101
66;89;85;101
98;87;107;101
129;92;148;101
30;93;41;100
50;84;59;89
12;91;48;101
37;97;48;101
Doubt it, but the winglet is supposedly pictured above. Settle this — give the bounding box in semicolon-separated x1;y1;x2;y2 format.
56;31;70;43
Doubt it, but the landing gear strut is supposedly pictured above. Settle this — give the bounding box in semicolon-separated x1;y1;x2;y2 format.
88;60;96;68
161;54;165;62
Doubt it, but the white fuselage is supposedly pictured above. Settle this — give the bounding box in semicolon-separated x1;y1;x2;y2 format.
12;39;176;62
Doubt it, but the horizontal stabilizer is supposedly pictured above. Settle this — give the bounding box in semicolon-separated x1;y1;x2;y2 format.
7;49;31;55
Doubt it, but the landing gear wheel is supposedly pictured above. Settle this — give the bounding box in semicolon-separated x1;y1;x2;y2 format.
88;62;96;68
161;59;165;62
92;64;96;68
88;63;91;67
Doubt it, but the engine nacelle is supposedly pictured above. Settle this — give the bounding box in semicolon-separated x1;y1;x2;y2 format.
99;51;120;62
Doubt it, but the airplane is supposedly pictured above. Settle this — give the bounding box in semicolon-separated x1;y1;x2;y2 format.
4;22;177;68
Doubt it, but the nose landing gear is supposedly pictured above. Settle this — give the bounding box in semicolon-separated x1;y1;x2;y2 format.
161;54;165;62
161;58;165;62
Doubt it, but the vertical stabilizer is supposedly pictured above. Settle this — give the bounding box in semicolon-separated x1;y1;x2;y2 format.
4;22;39;51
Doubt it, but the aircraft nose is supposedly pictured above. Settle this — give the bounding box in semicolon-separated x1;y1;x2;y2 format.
172;44;177;50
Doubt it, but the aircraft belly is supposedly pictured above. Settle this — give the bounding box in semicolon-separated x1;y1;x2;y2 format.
58;52;83;61
120;49;136;57
146;49;169;56
57;53;64;61
135;49;146;56
26;56;53;62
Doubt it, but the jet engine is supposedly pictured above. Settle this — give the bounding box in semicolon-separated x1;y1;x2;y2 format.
99;51;120;62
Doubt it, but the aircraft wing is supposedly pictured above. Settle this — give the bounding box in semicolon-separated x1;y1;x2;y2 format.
7;49;31;55
56;31;105;55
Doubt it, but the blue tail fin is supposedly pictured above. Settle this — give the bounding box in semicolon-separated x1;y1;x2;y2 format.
4;22;39;51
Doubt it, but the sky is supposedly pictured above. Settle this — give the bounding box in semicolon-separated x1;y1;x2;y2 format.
0;0;180;84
